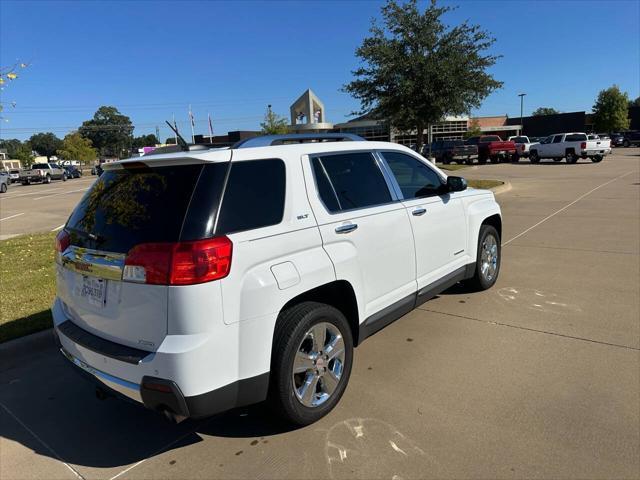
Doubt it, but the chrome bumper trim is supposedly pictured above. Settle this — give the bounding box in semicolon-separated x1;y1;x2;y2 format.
60;348;142;403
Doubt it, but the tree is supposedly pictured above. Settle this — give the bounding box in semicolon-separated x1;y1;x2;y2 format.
29;132;62;159
260;105;289;134
592;85;630;132
79;106;134;158
344;0;502;152
0;138;24;158
132;134;159;149
629;97;640;108
532;107;559;116
464;118;482;138
14;142;34;167
57;132;97;163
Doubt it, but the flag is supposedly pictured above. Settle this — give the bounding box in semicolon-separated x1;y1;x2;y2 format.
208;113;214;140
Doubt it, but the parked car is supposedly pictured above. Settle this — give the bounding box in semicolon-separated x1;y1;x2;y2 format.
63;165;82;178
19;163;67;184
91;164;103;176
529;132;611;163
425;139;478;164
53;133;502;425
8;169;20;183
508;135;539;160
610;133;625;147
622;131;640;147
465;135;517;163
0;171;10;193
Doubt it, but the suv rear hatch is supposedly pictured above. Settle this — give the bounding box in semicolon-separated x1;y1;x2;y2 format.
56;157;230;351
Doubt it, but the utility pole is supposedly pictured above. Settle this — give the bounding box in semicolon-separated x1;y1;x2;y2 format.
518;93;526;135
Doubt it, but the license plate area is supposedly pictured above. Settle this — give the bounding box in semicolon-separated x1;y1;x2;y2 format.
76;276;107;308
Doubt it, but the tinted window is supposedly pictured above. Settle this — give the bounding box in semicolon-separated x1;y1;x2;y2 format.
565;134;587;142
512;137;528;143
216;159;285;234
383;151;444;199
552;135;563;143
312;152;391;212
480;136;501;142
66;164;204;253
465;137;480;145
31;163;49;169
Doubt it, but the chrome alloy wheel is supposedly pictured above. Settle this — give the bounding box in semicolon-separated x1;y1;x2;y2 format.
292;322;345;408
480;234;499;282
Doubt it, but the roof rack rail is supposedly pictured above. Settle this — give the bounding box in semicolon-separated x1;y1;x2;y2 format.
232;133;365;149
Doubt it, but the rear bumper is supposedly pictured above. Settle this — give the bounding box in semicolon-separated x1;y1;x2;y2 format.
53;310;270;419
581;149;611;156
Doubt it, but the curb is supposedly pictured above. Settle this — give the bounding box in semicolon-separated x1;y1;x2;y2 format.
0;328;56;371
490;181;512;195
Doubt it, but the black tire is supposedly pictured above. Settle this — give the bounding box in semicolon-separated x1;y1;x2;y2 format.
44;175;51;184
623;140;630;147
270;302;353;426
22;181;29;186
566;151;578;164
466;224;501;291
0;183;7;193
591;155;603;163
529;150;540;163
62;174;67;182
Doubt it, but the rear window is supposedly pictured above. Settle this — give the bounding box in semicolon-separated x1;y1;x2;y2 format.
512;137;528;143
565;134;587;142
66;164;204;253
31;163;49;169
480;136;501;142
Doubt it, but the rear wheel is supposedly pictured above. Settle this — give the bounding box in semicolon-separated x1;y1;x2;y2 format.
62;174;67;182
466;225;501;291
0;183;7;193
44;175;51;184
566;151;578;164
591;155;603;163
529;150;540;163
270;302;353;426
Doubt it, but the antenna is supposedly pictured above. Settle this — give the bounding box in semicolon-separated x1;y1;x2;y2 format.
165;120;189;151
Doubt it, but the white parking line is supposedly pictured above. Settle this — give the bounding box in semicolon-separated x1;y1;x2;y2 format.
503;170;634;246
51;224;65;232
1;188;62;200
33;188;89;201
0;212;24;222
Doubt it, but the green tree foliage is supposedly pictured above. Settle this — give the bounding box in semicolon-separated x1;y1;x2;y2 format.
260;106;289;135
344;0;502;151
29;132;62;159
629;97;640;108
532;107;559;116
0;138;24;158
13;142;34;167
464;118;482;138
57;132;97;163
132;134;159;149
79;106;134;159
592;85;630;132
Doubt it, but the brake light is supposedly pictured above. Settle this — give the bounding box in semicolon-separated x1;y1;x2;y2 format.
123;237;233;286
581;142;586;149
55;230;70;253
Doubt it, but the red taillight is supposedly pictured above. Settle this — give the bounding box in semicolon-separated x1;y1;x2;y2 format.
55;230;70;253
123;237;233;286
581;142;587;149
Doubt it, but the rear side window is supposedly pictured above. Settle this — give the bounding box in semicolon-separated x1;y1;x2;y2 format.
565;134;587;142
215;159;285;234
552;135;563;143
66;164;204;253
312;152;392;213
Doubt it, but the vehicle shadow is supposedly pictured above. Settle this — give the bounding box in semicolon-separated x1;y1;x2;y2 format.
0;341;297;471
0;311;52;345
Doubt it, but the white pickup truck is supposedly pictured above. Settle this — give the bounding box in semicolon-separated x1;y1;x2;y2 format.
508;136;538;160
528;133;611;164
19;162;67;184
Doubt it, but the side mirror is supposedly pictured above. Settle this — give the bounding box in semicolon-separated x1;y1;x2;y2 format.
447;176;467;192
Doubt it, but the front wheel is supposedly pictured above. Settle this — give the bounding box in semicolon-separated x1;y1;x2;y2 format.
62;174;67;182
270;302;353;426
44;175;51;184
623;140;630;147
591;155;603;163
0;183;7;193
466;224;501;291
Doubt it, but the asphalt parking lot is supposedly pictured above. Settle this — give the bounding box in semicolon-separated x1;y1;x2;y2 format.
0;175;97;240
1;149;639;480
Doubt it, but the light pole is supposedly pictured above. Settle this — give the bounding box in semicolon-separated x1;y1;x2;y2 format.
518;93;526;135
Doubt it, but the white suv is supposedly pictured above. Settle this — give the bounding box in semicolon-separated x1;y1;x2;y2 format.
53;134;502;425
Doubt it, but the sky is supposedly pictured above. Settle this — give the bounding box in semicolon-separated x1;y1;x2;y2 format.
1;0;638;142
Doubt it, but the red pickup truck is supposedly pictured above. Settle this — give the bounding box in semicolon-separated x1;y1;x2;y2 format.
464;135;517;163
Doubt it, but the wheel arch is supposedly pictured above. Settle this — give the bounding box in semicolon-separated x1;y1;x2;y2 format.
277;280;361;346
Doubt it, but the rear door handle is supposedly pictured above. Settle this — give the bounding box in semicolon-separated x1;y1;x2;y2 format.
412;208;427;216
335;223;358;234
